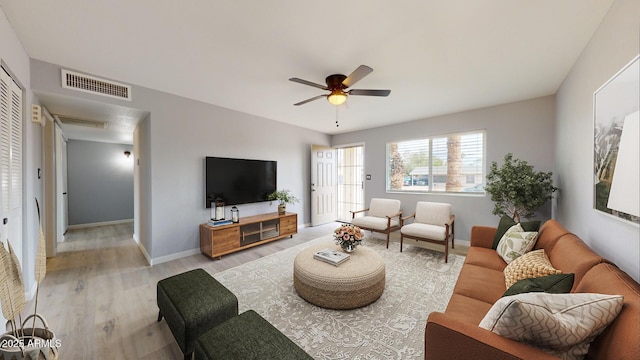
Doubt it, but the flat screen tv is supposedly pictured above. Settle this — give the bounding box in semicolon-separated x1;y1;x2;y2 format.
205;157;277;207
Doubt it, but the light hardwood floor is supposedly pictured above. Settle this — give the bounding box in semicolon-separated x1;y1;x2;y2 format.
26;222;467;359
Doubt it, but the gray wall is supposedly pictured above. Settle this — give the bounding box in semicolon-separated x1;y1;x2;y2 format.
556;0;639;281
332;95;556;243
30;58;330;262
66;140;134;225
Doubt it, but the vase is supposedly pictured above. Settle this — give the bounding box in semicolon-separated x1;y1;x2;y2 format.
278;204;286;215
340;242;357;253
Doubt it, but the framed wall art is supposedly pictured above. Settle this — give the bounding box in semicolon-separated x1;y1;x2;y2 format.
593;54;639;225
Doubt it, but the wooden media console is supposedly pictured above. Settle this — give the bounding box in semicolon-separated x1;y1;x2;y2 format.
200;212;298;259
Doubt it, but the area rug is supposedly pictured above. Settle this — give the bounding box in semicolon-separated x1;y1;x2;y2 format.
212;236;464;359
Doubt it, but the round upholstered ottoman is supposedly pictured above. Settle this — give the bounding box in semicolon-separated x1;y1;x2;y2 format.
293;243;385;309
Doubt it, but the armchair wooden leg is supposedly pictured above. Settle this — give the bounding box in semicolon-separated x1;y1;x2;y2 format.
386;232;390;249
400;234;404;252
444;238;449;263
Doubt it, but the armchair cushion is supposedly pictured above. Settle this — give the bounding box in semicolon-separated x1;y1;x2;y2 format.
414;201;451;225
367;198;401;218
400;223;446;241
352;216;399;231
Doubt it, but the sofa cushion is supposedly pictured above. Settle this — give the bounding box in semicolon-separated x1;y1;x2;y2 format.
532;219;571;252
444;293;494;325
479;293;624;360
401;223;446;240
496;224;539;263
503;249;561;288
502;273;574;297
544;233;603;291
452;264;506;305
463;247;507;272
351;216;399;231
492;215;541;249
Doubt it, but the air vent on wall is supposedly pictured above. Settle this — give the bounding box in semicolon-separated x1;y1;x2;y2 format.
61;69;132;101
54;115;109;129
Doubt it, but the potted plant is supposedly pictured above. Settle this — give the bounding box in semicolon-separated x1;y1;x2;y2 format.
266;189;300;215
484;153;559;222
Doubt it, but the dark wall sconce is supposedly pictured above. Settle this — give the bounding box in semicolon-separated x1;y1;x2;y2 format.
124;151;131;158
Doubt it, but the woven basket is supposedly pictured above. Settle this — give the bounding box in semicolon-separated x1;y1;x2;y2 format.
0;314;58;360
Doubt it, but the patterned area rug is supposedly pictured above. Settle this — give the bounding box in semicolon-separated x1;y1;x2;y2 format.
213;235;464;359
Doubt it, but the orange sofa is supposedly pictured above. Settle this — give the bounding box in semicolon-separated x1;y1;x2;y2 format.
425;220;640;359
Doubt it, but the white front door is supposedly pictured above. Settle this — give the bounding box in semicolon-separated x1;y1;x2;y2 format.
311;145;336;226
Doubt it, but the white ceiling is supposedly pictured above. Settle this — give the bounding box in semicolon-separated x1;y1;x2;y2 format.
1;0;614;141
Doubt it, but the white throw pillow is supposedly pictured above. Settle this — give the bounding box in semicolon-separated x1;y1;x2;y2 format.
496;223;539;263
479;292;624;360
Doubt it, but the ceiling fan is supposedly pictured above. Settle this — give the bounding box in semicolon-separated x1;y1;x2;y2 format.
290;65;391;106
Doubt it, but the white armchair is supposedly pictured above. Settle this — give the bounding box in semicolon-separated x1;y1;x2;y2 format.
400;201;455;263
350;198;402;249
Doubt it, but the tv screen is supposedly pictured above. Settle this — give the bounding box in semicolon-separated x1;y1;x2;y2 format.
205;157;277;207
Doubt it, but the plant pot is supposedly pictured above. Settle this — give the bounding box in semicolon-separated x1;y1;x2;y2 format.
278;204;286;215
0;314;59;360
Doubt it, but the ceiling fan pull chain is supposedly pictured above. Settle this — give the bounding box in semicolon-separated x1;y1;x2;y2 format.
335;106;339;127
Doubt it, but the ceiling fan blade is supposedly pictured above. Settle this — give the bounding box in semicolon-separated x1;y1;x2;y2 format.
294;94;327;106
342;65;373;88
349;89;391;97
289;78;329;90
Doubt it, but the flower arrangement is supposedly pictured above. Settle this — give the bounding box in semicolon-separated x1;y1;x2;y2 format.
333;224;364;253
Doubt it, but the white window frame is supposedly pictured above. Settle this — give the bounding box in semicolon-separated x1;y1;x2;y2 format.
386;130;486;195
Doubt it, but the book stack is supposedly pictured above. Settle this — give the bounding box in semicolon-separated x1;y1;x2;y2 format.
208;219;232;226
313;248;350;267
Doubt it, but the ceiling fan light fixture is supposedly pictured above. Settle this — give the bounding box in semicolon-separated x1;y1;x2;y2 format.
327;89;347;105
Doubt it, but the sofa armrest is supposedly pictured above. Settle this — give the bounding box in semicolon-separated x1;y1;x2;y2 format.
425;312;558;360
469;226;497;248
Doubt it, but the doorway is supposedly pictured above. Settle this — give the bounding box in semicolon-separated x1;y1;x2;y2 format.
336;145;365;222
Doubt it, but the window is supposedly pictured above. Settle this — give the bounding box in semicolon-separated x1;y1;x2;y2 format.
386;130;485;194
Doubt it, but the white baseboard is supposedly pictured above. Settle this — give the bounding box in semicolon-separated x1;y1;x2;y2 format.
136;241;152;266
66;218;134;230
150;248;201;266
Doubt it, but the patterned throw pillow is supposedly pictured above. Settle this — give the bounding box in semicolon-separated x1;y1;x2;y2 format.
479;293;624;360
496;224;539;263
503;249;560;288
491;215;541;249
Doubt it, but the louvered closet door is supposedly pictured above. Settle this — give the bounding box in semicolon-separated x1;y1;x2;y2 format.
0;67;23;262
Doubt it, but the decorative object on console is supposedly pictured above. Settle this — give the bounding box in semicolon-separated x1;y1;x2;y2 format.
266;189;299;215
333;224;364;253
213;197;225;220
485;153;558;223
593;54;639;224
231;206;239;223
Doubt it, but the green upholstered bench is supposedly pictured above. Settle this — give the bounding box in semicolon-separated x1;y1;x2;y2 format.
157;268;238;360
194;310;312;360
